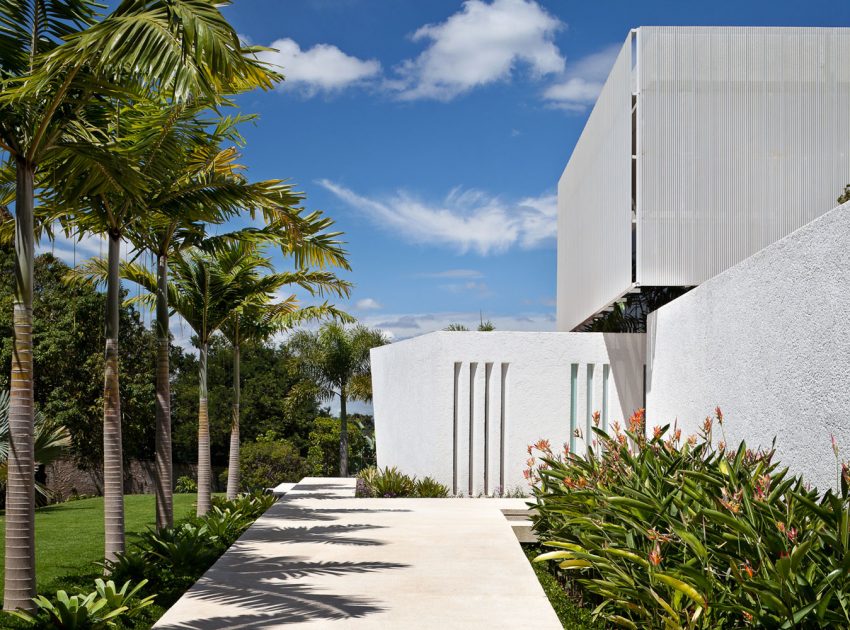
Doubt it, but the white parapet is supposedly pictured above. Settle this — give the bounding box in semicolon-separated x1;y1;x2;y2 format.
370;331;645;495
646;201;850;491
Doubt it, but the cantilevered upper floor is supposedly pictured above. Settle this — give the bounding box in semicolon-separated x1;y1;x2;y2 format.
557;26;850;331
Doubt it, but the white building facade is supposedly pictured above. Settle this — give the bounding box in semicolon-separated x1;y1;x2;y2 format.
371;26;850;492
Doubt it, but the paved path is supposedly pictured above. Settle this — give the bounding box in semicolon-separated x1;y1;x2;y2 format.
154;477;561;629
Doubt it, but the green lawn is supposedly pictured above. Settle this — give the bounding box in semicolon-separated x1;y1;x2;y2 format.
0;494;199;600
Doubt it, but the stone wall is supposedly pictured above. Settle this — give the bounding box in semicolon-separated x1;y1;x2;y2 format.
44;459;221;501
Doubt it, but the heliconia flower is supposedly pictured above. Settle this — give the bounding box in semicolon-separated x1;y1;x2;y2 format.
832;434;840;458
687;434;698;446
715;406;724;424
703;416;713;433
743;611;753;624
653;425;663;439
523;469;531;480
741;560;754;578
592;410;601;427
787;527;798;543
535;439;552;453
612;421;622;434
648;544;662;566
718;440;726;452
527;444;533;455
673;428;681;442
777;521;786;533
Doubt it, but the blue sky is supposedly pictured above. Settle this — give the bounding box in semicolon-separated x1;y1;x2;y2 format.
212;0;850;340
43;1;850;341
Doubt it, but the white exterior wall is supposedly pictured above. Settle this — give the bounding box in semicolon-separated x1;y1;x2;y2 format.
556;37;634;332
371;332;645;494
646;202;850;491
638;26;850;286
557;26;850;330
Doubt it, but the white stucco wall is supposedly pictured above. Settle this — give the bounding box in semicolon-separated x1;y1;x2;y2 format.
371;332;645;494
646;202;850;491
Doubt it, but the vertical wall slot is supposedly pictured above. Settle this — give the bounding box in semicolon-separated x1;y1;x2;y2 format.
500;363;508;493
585;364;594;454
484;363;493;495
468;362;477;496
452;362;461;495
570;364;578;453
602;364;610;434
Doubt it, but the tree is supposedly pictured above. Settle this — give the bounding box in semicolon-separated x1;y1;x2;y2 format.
220;298;350;499
0;0;277;608
290;324;388;476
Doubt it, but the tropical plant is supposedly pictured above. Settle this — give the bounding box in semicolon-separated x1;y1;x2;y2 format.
220;291;350;499
0;0;277;608
0;390;70;500
10;579;154;628
290;324;387;476
414;476;450;498
358;466;417;498
239;438;308;493
173;476;197;494
531;409;850;629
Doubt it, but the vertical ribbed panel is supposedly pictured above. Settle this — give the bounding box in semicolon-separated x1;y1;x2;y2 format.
638;27;850;285
557;37;634;331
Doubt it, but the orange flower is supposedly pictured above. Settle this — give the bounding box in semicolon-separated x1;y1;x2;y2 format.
687;434;698;446
741;560;755;578
715;406;724;425
653;425;663;439
648;544;662;566
592;411;601;427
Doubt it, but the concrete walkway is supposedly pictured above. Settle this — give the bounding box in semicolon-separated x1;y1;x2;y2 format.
154;477;561;629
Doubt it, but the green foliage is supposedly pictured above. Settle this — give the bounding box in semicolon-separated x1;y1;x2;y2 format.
307;417;368;476
414;477;450;498
170;337;323;463
11;579;154;629
0;248;157;469
104;493;274;605
838;184;850;204
173;476;197;494
531;409;850;628
357;466;416;498
239;439;307;492
523;546;600;630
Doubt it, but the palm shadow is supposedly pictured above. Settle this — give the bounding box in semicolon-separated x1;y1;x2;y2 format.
244;523;387;546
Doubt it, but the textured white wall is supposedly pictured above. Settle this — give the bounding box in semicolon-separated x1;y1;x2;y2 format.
646;202;850;491
371;332;645;494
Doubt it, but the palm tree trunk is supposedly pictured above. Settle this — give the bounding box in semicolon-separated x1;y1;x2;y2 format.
339;392;348;477
226;338;240;500
154;252;172;529
4;158;36;611
103;230;124;565
197;341;211;515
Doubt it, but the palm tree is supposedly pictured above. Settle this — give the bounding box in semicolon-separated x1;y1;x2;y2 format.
290;324;388;476
0;0;277;608
220;297;351;499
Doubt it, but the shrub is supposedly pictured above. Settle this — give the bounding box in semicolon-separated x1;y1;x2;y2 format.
531;408;850;629
11;579;154;629
174;476;197;494
358;466;416;498
414;476;450;498
306;417;368;476
240;439;307;492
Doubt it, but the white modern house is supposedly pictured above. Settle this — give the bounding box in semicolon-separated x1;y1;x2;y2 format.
371;26;850;493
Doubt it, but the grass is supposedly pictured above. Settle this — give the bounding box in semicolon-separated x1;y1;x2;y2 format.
0;494;199;601
524;545;603;629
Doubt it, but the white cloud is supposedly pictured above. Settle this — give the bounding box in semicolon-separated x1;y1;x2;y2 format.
418;269;484;279
544;44;621;110
257;38;381;94
361;310;555;341
390;0;564;101
319;180;556;255
355;297;382;311
439;280;491;297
